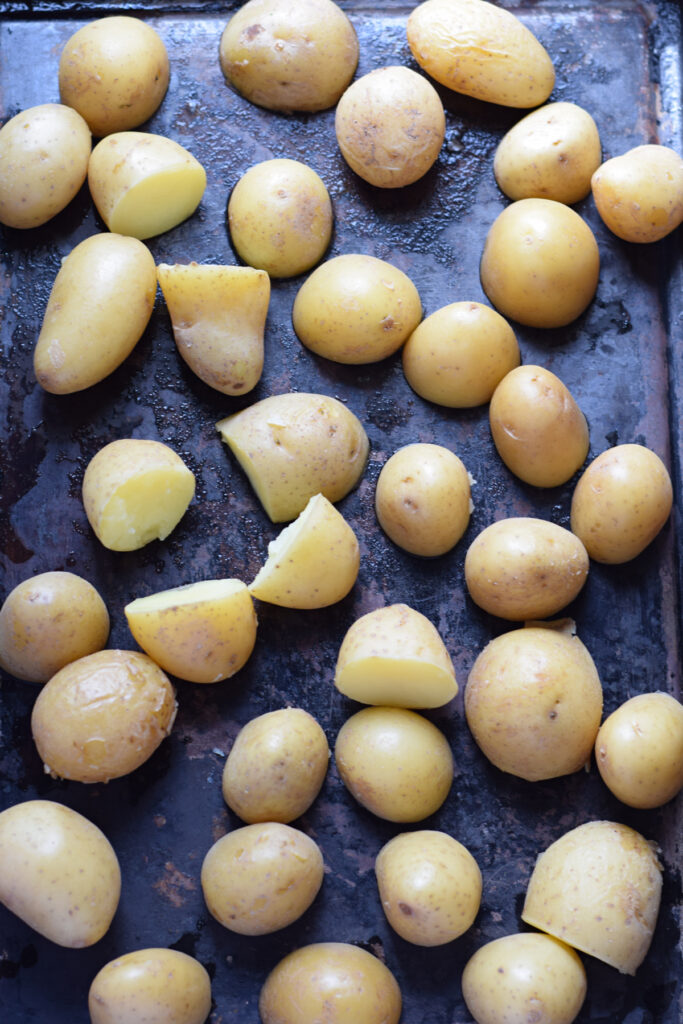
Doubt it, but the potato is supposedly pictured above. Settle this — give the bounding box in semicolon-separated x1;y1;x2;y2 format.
334;706;454;822
219;0;358;113
89;948;212;1024
222;707;329;823
228;158;332;279
402;301;520;408
480;199;600;328
494;102;602;204
88;131;206;240
0;799;120;948
335;65;445;188
375;830;481;945
157;262;270;396
34;233;157;394
31;650;177;784
595;692;683;809
249;493;359;608
407;0;555;108
292;253;422;364
375;443;471;556
125;578;257;683
489;365;589;487
464;517;589;621
462;933;587;1024
570;443;673;563
259;942;402;1024
216;392;368;522
82;438;196;551
0;571;109;683
591;144;683;243
0;103;91;229
59;16;169;137
522;820;663;975
200;822;324;935
334;603;457;709
465;625;603;781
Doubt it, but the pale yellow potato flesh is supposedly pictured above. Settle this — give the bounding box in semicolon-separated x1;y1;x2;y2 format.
88;948;212;1024
591;144;683;243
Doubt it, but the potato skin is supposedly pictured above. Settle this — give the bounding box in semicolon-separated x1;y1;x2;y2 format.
88;948;212;1024
591;144;683;243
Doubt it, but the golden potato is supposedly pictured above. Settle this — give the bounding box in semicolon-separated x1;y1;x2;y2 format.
89;948;212;1024
591;144;683;243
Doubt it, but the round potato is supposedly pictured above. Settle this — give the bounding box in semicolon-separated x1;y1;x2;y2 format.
222;707;329;823
201;822;323;935
292;253;422;364
570;443;673;563
375;830;481;945
465;626;603;781
0;571;109;683
89;948;212;1024
335;65;445;188
228;158;333;278
219;0;358;113
489;364;589;487
462;933;587;1024
480;198;600;328
402;301;520;408
31;650;177;783
591;144;683;243
59;16;169;137
334;706;454;822
595;692;683;809
0;103;91;229
494;102;602;204
464;517;589;621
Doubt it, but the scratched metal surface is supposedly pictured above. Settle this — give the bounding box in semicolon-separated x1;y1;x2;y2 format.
0;1;681;1022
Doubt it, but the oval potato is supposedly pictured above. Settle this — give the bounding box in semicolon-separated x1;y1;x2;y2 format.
89;948;212;1024
591;144;683;243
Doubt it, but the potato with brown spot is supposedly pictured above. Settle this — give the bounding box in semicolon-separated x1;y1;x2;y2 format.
89;948;212;1024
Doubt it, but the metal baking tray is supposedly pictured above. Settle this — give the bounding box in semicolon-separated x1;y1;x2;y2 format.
0;1;681;1021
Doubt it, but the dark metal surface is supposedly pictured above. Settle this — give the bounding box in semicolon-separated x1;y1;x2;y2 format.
0;2;681;1022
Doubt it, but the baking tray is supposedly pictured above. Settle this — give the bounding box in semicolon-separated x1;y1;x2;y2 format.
0;1;681;1021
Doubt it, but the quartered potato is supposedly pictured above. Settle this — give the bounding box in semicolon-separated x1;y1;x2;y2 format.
89;948;212;1024
591;144;683;243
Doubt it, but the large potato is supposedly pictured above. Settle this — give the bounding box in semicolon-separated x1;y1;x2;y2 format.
0;103;91;229
89;948;212;1024
34;233;157;394
591;144;683;243
0;800;120;948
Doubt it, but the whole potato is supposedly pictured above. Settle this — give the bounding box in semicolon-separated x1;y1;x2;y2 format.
0;571;109;683
570;443;673;563
591;144;683;243
0;103;91;229
89;948;212;1024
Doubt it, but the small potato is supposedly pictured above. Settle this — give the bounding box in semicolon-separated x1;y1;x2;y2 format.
375;830;481;946
89;948;212;1024
31;650;177;784
334;706;454;822
494;102;602;204
480;199;600;328
34;233;157;394
0;103;91;229
59;16;169;137
259;942;402;1024
334;603;457;709
489;365;589;487
595;692;683;809
407;0;555;108
249;493;359;609
375;443;471;556
0;571;109;683
570;443;673;563
591;144;683;243
465;625;603;781
88;131;206;240
228;158;333;278
462;933;587;1024
222;707;329;823
82;438;196;551
216;392;369;522
464;517;589;621
0;799;120;948
219;0;358;113
125;578;257;683
522;820;663;975
200;822;323;935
